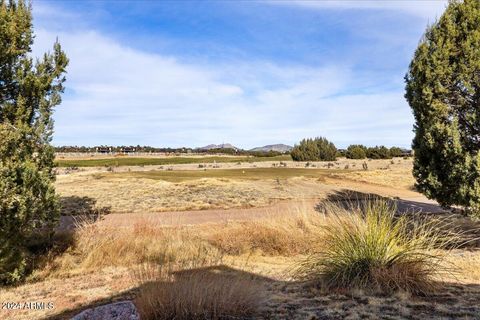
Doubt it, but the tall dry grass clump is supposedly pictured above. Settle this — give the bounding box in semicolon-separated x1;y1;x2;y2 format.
132;233;265;320
134;263;265;320
208;204;326;256
294;200;456;294
39;218;222;277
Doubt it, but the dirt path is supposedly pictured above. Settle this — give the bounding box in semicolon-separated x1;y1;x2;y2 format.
59;178;446;230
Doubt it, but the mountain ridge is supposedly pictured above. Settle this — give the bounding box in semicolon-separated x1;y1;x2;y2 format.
249;144;292;153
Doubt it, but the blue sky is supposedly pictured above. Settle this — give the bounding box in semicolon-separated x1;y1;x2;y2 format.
32;0;448;149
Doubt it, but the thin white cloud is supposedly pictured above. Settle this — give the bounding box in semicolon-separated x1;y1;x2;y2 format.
271;1;448;20
32;3;416;149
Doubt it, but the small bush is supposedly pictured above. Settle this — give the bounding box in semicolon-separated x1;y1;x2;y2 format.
294;200;455;294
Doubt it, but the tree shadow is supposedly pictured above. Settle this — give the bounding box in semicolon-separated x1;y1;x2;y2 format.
58;196;111;231
316;189;480;249
23;197;113;277
41;265;278;320
40;264;480;320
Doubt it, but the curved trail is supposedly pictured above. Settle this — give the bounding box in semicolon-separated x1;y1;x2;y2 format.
59;177;446;230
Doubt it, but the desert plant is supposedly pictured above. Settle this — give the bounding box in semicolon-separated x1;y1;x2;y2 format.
362;162;368;171
291;137;337;161
405;0;480;218
0;0;68;284
346;145;367;159
294;200;455;294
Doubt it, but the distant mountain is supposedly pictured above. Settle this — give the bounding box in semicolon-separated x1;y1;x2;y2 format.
198;143;238;150
249;144;293;153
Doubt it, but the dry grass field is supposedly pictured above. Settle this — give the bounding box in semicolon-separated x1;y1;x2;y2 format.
1;157;480;320
55;157;415;215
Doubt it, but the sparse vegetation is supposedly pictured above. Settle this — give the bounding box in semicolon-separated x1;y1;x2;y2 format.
56;155;291;167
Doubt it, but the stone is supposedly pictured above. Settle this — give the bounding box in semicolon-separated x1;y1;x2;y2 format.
71;300;140;320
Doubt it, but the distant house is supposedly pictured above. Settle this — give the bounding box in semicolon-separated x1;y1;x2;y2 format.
96;146;112;154
400;148;413;157
120;147;136;154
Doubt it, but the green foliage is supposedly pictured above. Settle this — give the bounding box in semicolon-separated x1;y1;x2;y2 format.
346;145;367;159
0;0;68;284
291;137;337;161
389;147;403;158
366;146;391;159
336;149;346;158
294;201;453;294
405;0;480;217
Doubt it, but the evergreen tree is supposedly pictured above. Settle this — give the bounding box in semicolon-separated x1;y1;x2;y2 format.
0;0;68;283
389;147;403;158
346;144;367;159
366;146;391;159
291;137;337;161
405;0;480;216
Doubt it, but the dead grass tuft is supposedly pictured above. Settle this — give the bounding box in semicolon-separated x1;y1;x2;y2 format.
134;264;265;320
37;219;221;278
207;206;326;256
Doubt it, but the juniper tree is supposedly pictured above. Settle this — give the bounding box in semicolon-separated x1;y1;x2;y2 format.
346;144;367;159
366;146;391;159
389;147;403;158
405;0;480;217
291;137;337;161
0;0;68;283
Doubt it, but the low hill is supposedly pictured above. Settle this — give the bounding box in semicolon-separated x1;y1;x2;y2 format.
250;144;292;153
198;143;238;150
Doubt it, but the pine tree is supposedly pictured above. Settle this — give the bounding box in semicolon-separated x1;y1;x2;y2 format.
0;0;68;283
405;0;480;217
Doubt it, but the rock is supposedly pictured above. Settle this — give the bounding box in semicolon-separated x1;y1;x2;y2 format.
71;301;140;320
